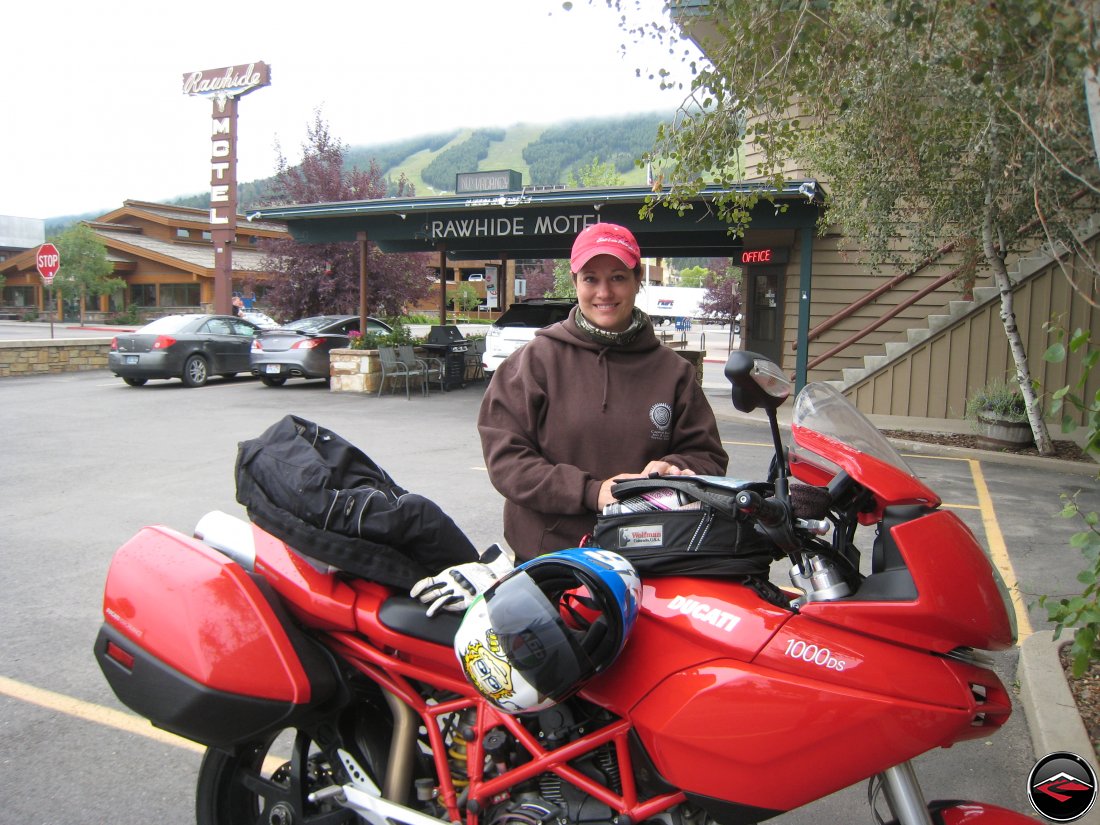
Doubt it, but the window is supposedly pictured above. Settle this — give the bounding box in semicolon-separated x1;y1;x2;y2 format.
2;286;34;306
160;284;200;307
176;228;190;239
229;318;259;336
130;284;157;307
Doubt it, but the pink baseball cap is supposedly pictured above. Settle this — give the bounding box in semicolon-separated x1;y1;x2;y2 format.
570;223;641;272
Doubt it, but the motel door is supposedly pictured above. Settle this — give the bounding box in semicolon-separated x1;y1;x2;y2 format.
744;266;785;364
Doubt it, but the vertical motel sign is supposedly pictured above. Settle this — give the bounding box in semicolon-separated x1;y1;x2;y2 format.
182;62;271;315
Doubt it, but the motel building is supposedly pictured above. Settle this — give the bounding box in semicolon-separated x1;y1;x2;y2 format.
0;201;289;322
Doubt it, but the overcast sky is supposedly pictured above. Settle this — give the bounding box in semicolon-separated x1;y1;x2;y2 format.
2;0;701;220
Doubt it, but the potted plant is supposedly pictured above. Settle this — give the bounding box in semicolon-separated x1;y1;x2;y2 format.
964;378;1033;450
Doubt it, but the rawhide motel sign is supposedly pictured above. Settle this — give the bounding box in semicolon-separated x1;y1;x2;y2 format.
182;61;271;314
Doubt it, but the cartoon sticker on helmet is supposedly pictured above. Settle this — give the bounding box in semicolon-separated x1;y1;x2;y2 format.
459;633;514;704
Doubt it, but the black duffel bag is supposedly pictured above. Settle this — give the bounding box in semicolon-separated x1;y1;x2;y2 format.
235;415;477;588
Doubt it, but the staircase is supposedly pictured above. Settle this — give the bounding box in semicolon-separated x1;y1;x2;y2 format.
830;211;1100;420
835;283;1005;390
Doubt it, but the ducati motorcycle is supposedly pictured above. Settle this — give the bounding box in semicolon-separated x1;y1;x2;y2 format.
95;351;1030;824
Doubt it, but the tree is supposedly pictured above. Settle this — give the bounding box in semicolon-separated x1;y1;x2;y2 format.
700;264;742;325
566;156;625;188
546;260;578;300
606;0;1100;456
51;224;122;326
258;110;433;320
452;283;481;313
677;265;708;287
517;259;557;300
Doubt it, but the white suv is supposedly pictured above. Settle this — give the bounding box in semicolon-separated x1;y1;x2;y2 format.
482;299;576;375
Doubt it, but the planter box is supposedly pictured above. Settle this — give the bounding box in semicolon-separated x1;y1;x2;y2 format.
974;411;1033;450
329;348;382;394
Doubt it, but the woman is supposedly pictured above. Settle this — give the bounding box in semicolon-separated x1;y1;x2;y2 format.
477;222;728;561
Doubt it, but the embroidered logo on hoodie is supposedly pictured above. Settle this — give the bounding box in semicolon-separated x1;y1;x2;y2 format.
649;403;672;441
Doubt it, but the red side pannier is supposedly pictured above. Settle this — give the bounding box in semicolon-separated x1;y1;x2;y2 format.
94;525;338;747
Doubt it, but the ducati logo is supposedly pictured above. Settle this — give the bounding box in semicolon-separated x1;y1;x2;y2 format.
1027;751;1097;821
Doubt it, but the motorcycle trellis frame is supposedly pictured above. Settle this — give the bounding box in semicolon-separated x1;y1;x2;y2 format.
325;629;686;824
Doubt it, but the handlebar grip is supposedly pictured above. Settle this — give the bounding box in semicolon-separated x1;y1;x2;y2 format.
735;490;788;528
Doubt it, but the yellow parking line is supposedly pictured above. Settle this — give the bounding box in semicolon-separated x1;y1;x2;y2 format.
0;674;204;755
721;439;772;448
967;459;1033;642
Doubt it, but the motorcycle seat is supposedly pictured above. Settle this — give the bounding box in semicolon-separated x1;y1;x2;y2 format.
379;595;461;647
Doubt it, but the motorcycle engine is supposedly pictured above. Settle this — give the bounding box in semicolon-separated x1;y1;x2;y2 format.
483;703;622;825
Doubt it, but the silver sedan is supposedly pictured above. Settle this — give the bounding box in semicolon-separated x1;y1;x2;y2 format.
249;314;392;386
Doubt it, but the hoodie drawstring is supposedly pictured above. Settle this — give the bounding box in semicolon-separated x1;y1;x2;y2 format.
596;348;611;410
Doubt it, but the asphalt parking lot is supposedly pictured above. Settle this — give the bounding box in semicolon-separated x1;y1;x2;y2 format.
0;360;1096;823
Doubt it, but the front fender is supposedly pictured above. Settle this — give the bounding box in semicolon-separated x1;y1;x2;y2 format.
912;800;1036;824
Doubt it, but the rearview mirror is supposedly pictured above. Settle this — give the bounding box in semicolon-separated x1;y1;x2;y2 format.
724;351;792;413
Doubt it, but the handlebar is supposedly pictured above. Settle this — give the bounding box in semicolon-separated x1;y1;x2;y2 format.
735;490;788;528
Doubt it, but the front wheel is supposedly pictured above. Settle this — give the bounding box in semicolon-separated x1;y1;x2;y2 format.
261;375;287;387
182;355;209;387
122;377;147;387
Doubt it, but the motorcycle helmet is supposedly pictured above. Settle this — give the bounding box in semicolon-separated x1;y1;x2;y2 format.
454;547;642;714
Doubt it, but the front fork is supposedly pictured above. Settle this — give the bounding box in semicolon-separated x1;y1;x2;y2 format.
881;762;934;825
879;760;1036;824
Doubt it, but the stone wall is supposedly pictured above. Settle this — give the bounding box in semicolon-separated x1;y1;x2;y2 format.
0;338;112;377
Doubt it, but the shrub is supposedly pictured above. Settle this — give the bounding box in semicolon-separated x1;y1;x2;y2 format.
964;379;1028;423
349;317;415;350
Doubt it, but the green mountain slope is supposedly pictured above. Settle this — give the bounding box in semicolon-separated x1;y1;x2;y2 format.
356;112;665;196
47;111;671;233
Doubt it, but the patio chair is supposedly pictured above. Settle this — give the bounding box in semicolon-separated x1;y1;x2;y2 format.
377;346;420;399
395;345;436;396
402;345;444;394
465;338;486;383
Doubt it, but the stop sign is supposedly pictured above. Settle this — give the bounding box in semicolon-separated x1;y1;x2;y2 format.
36;243;61;283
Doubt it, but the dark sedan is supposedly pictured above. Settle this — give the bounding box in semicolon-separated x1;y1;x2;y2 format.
108;314;261;387
249;314;393;386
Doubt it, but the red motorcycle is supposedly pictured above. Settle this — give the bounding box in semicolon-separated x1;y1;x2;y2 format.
95;351;1029;825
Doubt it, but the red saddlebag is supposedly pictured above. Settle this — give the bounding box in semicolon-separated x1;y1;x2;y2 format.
94;525;340;748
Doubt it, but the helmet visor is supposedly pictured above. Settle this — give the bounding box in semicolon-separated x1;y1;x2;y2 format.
483;571;593;702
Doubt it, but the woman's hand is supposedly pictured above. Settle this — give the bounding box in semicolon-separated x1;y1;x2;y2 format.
641;460;696;478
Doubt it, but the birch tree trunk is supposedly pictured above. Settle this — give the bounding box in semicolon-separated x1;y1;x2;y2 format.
981;203;1055;455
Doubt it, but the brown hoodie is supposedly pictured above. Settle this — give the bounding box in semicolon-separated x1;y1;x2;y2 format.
478;307;727;560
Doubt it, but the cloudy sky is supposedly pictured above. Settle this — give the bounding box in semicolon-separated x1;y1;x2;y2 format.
2;0;702;220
